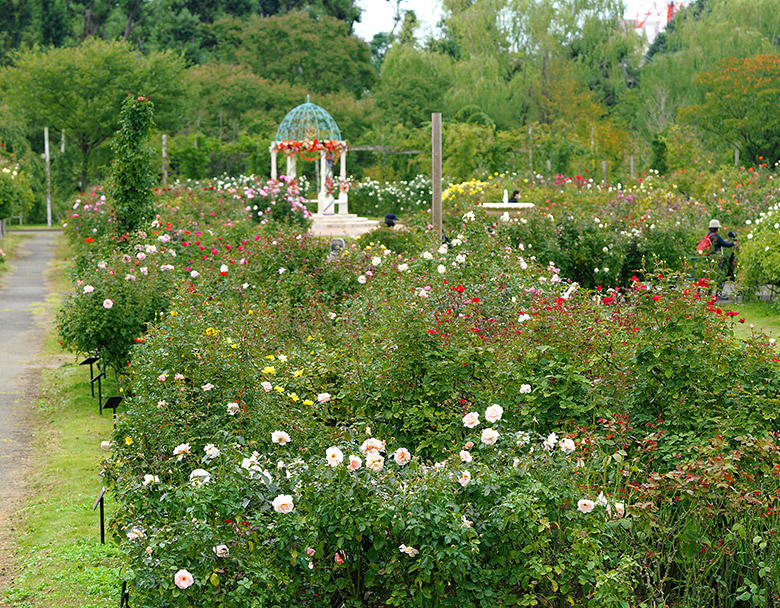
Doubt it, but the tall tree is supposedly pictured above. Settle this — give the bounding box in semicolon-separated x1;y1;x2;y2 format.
635;0;777;136
1;39;189;185
373;45;452;128
680;54;780;165
233;13;376;96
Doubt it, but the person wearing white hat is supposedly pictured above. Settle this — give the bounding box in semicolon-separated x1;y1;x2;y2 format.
706;219;735;255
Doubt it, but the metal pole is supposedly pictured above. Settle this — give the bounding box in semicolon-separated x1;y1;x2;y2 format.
431;113;442;241
44;127;52;227
161;134;168;187
99;495;105;544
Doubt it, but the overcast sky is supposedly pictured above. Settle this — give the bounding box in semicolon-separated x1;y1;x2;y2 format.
353;0;675;42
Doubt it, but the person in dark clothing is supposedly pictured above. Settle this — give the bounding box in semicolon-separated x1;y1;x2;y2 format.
508;190;520;203
384;213;400;227
706;219;737;299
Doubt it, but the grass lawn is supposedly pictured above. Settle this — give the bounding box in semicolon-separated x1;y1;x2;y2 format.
2;233;122;608
725;299;780;341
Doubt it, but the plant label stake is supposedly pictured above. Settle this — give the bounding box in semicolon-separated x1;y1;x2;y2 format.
91;371;106;414
104;396;123;429
80;357;99;396
119;580;130;607
93;487;106;544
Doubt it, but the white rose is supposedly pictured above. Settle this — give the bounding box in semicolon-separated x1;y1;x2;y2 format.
558;437;576;454
204;444;220;459
189;468;211;487
326;446;344;467
577;499;596;514
481;428;499;446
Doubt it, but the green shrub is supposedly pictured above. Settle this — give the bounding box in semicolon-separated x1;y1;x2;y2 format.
110;96;156;233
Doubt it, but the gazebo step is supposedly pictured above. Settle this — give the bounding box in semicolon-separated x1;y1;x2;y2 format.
309;213;379;237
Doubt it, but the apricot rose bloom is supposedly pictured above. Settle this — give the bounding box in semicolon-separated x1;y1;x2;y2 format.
347;455;362;471
462;412;480;428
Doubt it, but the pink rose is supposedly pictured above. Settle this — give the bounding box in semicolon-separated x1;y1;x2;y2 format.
174;569;194;589
393;448;411;466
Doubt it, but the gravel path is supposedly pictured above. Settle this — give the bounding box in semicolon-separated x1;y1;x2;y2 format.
0;231;60;602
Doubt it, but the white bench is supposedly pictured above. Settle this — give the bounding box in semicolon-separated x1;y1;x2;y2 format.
480;202;535;217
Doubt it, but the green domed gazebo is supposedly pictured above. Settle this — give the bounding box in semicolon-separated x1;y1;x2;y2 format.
270;96;349;215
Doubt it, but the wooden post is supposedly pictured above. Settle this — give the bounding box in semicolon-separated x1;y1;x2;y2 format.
432;113;442;241
602;160;607;183
528;125;533;177
546;158;552;176
161;134;168;187
734;147;739;167
60;130;65;153
44;127;52;227
630;155;635;179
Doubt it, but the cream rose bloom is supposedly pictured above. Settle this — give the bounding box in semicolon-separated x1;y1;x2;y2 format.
558;437;576;454
481;428;499;446
458;470;471;487
484;404;504;423
272;430;291;445
577;499;596;513
365;452;384;472
272;494;295;513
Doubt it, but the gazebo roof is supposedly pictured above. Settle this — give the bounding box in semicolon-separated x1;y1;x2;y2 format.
275;96;342;142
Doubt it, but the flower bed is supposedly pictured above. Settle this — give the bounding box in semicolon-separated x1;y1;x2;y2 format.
59;175;780;607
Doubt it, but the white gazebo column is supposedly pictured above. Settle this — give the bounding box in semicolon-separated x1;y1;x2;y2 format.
338;148;348;215
270;147;278;180
317;151;328;214
290;155;297;179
